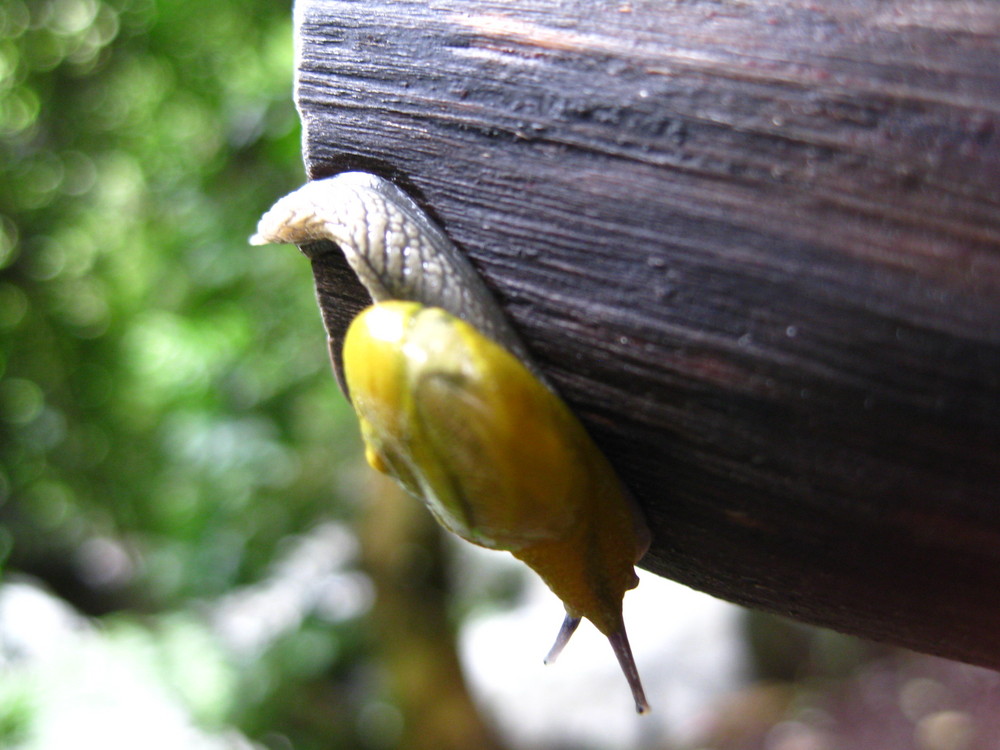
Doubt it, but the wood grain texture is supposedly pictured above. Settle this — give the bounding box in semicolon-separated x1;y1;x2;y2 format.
291;0;1000;666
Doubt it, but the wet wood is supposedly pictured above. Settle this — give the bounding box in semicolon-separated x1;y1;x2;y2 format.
291;0;1000;668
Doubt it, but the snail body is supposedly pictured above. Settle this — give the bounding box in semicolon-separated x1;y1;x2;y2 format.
252;173;650;712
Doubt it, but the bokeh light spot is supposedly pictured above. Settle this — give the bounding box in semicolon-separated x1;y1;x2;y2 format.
0;377;44;425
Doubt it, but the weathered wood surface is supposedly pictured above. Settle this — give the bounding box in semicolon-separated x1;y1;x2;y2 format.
291;0;1000;667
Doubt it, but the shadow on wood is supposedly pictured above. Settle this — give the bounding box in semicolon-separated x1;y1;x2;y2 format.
285;0;1000;668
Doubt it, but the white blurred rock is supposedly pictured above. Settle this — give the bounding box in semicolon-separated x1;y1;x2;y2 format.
0;579;259;750
0;579;90;667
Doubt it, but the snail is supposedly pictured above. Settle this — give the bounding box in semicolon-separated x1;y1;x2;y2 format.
251;172;651;713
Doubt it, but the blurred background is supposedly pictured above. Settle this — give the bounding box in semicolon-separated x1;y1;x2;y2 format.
2;1;1000;748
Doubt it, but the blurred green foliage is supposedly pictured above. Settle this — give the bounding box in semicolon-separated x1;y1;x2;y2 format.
0;0;373;746
0;0;356;601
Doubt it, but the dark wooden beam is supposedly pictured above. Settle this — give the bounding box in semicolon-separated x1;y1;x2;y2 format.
291;0;1000;667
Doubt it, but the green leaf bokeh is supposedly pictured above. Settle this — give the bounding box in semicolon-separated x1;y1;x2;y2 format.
0;1;371;746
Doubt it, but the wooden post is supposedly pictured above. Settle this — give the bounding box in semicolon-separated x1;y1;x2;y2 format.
290;0;1000;667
